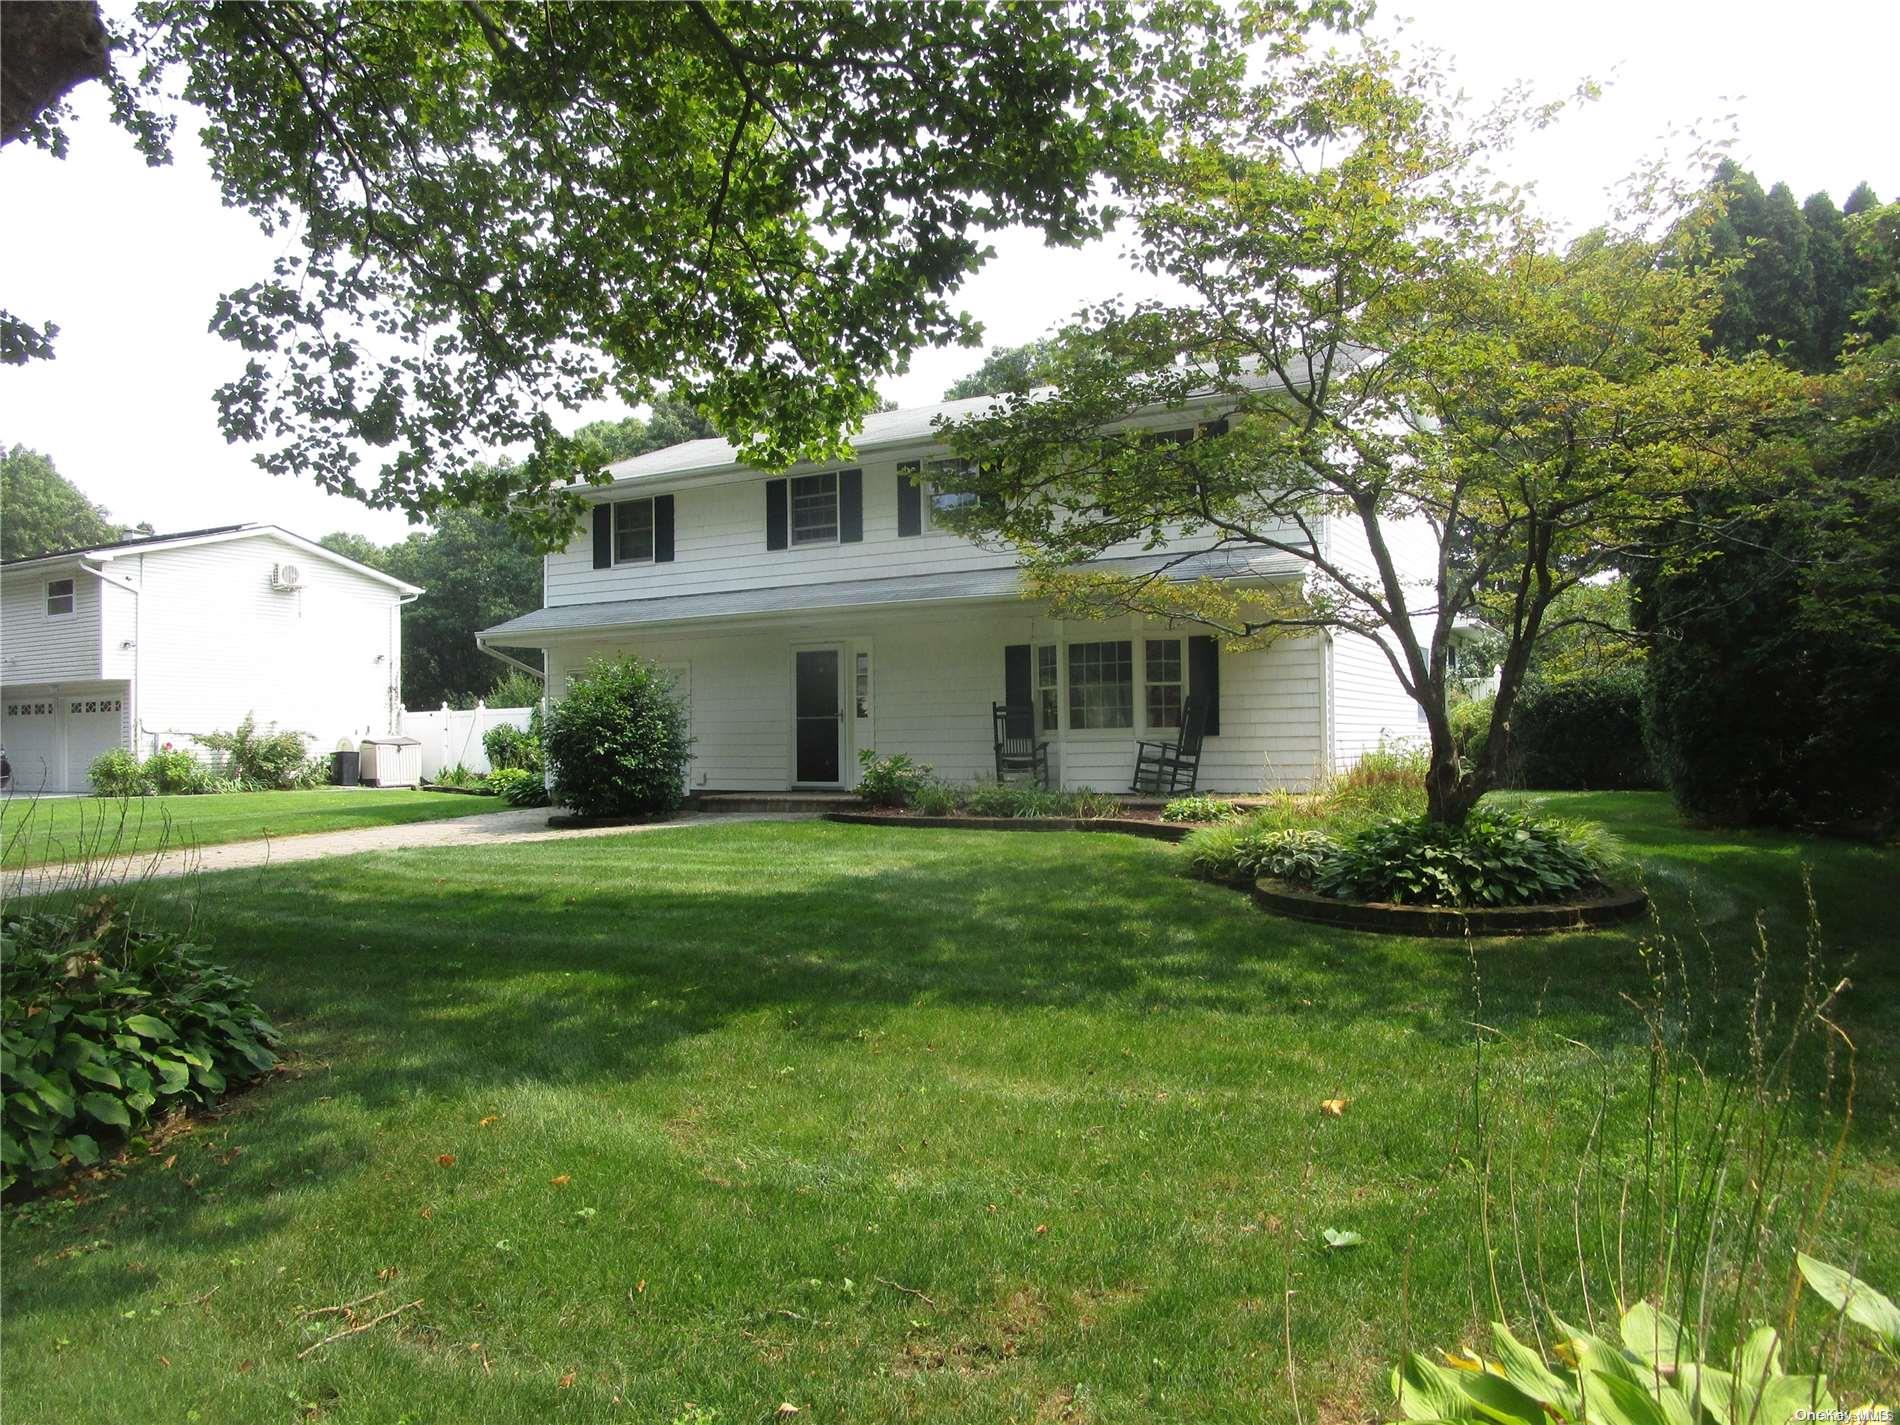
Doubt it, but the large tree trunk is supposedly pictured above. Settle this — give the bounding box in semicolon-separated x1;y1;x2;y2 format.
1;2;108;147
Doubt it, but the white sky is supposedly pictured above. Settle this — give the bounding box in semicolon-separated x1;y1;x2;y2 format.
1;0;1893;545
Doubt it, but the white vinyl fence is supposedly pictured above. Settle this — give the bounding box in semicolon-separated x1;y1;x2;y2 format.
398;702;535;780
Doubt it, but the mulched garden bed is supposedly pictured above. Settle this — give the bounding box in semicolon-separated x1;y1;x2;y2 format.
419;784;496;796
823;810;1195;842
544;810;681;829
1249;877;1648;937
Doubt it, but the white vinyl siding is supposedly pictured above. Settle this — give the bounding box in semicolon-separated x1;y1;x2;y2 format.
542;454;1311;609
542;602;1324;795
0;566;104;682
130;534;403;756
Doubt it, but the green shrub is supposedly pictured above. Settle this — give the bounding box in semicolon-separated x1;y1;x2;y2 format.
1182;821;1341;884
856;750;933;808
1;898;281;1192
1161;794;1242;823
199;714;313;790
486;767;550;807
434;762;485;789
1312;807;1617;907
544;657;693;817
87;748;147;797
1448;693;1494;768
485;670;546;711
483;721;544;775
911;780;961;816
1324;739;1428;822
142;747;205;795
961;784;1121;819
1512;671;1656;790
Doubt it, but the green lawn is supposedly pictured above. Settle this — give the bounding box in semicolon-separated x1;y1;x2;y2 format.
2;793;1895;1423
1;788;512;869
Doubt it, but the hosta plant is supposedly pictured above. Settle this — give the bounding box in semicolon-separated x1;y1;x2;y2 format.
2;899;281;1192
1315;806;1617;907
486;767;550;807
1393;1304;1836;1425
1161;795;1243;823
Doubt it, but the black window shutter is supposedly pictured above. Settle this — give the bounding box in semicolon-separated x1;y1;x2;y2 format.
839;468;863;542
592;503;613;568
1188;635;1221;736
653;494;675;563
896;463;922;537
1004;643;1032;710
765;478;788;550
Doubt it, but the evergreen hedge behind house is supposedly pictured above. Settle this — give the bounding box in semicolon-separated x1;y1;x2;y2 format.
1505;672;1658;791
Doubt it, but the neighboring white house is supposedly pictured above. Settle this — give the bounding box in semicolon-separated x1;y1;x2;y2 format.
1;524;422;793
474;392;1425;796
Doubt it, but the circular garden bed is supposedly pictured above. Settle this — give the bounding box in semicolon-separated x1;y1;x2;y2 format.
1250;877;1648;937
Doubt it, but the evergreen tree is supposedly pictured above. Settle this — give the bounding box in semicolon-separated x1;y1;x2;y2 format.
1802;192;1851;370
1705;161;1770;358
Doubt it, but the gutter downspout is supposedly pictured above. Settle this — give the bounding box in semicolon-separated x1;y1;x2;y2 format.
474;637;547;685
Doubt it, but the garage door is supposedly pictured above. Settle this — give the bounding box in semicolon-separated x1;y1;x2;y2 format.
64;694;127;792
2;695;65;794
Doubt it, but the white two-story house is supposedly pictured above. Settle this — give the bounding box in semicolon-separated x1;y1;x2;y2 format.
1;524;421;793
474;393;1421;796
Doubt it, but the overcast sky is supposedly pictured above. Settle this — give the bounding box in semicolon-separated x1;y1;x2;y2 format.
2;0;1894;545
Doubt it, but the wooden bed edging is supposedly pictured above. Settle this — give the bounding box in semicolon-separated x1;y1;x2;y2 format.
823;811;1193;843
1249;878;1649;937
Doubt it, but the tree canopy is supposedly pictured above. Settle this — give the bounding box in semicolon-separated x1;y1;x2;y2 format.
319;399;718;707
942;340;1065;400
0;443;123;561
3;0;1178;545
938;29;1799;824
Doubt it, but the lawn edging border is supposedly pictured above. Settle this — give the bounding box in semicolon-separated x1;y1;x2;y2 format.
823;810;1193;843
544;810;683;829
1249;878;1648;937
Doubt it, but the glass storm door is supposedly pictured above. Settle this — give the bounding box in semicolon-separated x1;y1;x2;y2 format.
794;648;843;784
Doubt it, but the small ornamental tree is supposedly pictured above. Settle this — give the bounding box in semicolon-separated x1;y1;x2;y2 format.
938;24;1800;826
544;658;691;818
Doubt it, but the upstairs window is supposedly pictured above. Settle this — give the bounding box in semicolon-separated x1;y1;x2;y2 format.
45;578;75;616
1067;640;1133;730
613;498;655;563
791;472;839;545
924;459;982;522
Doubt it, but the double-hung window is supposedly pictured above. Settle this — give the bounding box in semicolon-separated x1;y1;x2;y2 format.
924;458;982;523
45;578;75;616
1067;640;1133;730
613;498;655;563
1036;645;1059;733
790;472;839;545
1144;639;1184;729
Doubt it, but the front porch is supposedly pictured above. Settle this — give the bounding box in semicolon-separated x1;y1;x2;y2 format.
511;598;1328;797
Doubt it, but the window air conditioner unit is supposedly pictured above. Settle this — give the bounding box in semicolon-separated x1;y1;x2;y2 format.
271;562;304;591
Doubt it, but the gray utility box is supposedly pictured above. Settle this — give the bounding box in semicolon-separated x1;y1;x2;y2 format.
358;736;423;788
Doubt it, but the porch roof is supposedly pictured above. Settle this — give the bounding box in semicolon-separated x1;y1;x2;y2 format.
477;549;1294;646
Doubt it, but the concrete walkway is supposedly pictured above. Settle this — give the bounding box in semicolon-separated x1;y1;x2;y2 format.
6;807;806;896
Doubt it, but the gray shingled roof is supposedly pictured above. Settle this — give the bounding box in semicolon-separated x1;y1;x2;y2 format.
591;359;1318;489
477;548;1297;644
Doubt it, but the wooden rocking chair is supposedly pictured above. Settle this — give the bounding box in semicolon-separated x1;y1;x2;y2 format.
992;702;1051;788
1131;695;1210;795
